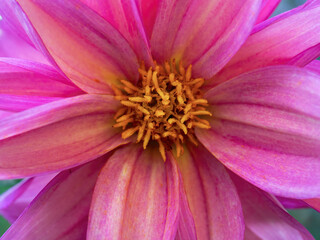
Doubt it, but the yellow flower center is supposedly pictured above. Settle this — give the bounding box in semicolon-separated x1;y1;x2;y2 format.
112;60;211;161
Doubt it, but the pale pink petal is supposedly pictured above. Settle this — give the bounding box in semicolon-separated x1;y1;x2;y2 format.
0;23;46;63
0;94;128;179
1;159;106;240
0;173;56;223
0;0;63;69
277;197;310;209
87;145;179;240
306;60;320;75
80;0;153;65
212;1;320;87
197;66;320;198
255;0;280;24
304;198;320;212
16;0;139;94
176;144;244;240
0;58;82;97
231;173;314;240
150;0;261;79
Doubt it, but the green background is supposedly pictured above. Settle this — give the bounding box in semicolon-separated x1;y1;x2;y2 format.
1;0;320;238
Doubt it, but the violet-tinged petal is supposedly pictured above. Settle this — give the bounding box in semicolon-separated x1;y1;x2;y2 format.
231;173;314;240
255;0;280;24
176;144;244;240
212;1;320;87
87;145;179;240
277;197;310;209
16;0;139;94
1;159;106;240
197;66;320;198
0;58;82;97
0;110;14;119
80;0;153;65
150;0;261;79
0;173;56;223
306;60;320;75
0;94;128;179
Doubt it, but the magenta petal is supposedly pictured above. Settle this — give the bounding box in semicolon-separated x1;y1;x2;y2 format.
1;159;105;240
213;1;320;86
0;94;128;179
277;197;310;209
197;66;320;198
80;0;153;65
150;0;261;79
176;144;244;240
230;174;314;240
304;199;320;213
255;0;280;24
136;0;160;40
16;0;139;94
87;145;179;240
0;173;56;223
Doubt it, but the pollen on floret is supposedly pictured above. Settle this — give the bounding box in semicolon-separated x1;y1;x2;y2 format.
112;59;212;161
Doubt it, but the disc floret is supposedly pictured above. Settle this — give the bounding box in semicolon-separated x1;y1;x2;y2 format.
113;60;212;160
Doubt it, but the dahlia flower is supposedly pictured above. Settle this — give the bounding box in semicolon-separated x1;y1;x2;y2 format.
0;0;320;239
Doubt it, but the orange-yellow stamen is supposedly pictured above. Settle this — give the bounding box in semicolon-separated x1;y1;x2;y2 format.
113;59;211;161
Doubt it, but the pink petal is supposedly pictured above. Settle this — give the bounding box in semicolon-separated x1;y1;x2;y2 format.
212;1;320;87
150;0;261;79
1;158;106;240
80;0;153;65
255;0;280;24
176;144;244;240
277;197;310;209
16;0;139;94
306;60;320;75
0;94;128;179
0;58;83;111
197;66;320;198
87;145;179;240
231;173;314;240
0;173;56;223
0;94;60;112
0;58;82;102
175;179;197;240
304;199;320;213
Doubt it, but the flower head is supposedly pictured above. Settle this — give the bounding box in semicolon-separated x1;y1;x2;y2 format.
0;0;320;239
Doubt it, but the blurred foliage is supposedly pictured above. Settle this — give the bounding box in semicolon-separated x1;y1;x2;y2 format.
0;0;319;238
0;180;20;236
